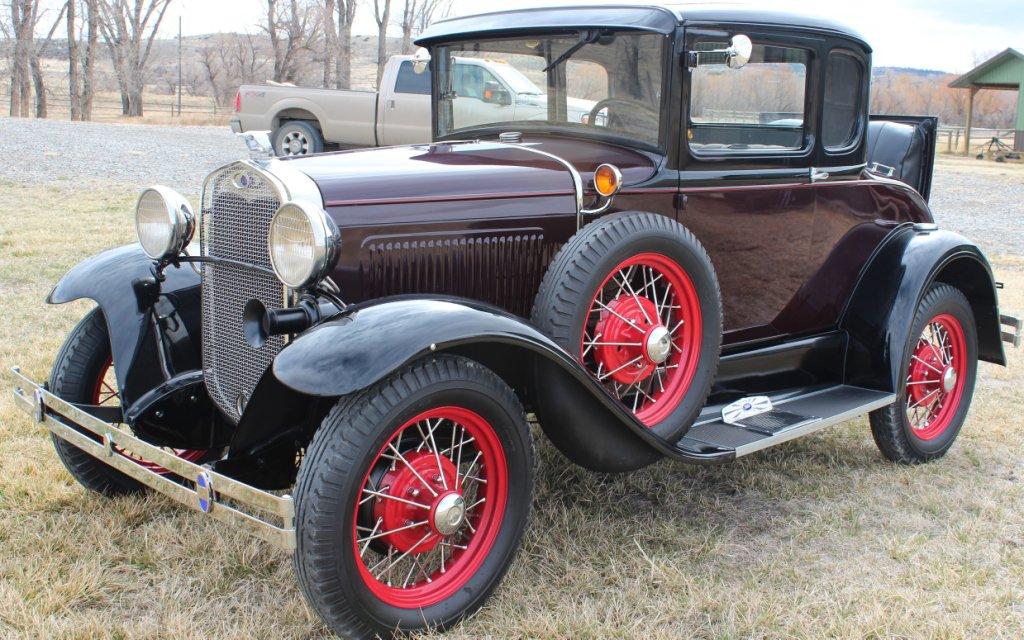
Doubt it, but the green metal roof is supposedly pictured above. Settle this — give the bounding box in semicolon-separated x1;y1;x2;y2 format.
949;48;1024;89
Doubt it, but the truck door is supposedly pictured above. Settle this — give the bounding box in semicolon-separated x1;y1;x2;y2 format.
379;59;433;146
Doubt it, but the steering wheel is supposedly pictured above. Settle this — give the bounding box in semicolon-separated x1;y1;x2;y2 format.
587;98;658;129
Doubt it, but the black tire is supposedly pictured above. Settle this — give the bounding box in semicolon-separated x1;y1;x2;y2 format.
869;284;978;464
272;120;324;156
293;355;534;639
48;308;146;496
531;211;722;446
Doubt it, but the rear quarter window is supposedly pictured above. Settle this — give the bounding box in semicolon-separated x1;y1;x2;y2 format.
822;52;864;150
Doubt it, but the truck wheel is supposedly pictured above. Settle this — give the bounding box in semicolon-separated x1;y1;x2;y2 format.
532;211;722;443
294;355;533;639
869;284;978;464
273;120;324;156
49;308;211;496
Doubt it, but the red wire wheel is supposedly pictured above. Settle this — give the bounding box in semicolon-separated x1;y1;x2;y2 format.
351;406;508;609
91;356;207;474
904;313;968;441
580;252;702;426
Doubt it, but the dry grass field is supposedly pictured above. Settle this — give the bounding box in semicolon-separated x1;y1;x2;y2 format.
1;163;1023;639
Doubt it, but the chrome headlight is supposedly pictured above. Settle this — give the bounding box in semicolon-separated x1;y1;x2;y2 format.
268;201;339;289
135;186;195;261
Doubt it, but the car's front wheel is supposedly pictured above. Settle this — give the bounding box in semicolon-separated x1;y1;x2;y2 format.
293;355;534;639
49;308;213;496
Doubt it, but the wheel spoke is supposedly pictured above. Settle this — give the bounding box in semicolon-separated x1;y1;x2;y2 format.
387;443;439;497
597;355;644;381
360;488;431;510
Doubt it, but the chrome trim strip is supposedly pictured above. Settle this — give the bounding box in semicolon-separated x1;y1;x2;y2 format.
10;367;295;550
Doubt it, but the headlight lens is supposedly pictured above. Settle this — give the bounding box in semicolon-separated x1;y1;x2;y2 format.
135;186;195;261
268;201;339;289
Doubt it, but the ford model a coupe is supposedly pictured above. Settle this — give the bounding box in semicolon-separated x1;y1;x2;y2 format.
11;4;1022;638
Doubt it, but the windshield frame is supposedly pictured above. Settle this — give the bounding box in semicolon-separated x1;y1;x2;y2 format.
429;30;673;154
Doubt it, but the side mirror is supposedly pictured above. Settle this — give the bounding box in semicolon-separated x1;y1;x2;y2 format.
726;34;753;69
689;34;753;69
482;81;512;106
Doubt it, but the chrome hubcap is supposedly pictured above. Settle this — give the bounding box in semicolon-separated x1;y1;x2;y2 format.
432;492;466;536
644;325;672;364
941;366;958;393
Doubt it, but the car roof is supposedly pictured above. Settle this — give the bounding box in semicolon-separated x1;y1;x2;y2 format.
416;3;869;51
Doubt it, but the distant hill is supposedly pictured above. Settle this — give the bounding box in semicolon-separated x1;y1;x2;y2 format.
874;67;950;78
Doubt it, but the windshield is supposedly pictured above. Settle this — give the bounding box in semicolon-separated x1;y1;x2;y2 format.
435;32;668;148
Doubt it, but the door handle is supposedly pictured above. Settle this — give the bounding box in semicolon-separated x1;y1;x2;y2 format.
810;168;830;183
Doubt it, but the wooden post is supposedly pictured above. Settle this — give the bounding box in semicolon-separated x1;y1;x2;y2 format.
964;86;978;157
1014;86;1024;152
954;129;960;152
946;130;952;153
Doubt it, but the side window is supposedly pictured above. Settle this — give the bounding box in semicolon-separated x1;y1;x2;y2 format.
822;52;864;150
452;64;501;100
394;60;431;95
689;42;808;151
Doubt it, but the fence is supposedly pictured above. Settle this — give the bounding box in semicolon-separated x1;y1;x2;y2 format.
936;126;1018;155
0;91;222;120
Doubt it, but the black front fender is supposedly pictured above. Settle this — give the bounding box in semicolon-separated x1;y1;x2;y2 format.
841;226;1005;392
48;244;202;404
271;297;674;463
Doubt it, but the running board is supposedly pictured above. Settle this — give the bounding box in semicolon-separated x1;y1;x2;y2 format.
674;385;896;459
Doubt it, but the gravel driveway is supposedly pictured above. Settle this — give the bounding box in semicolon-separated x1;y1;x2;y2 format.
2;116;1021;256
0;117;241;193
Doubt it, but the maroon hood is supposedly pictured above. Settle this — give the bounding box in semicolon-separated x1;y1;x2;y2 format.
282;141;578;208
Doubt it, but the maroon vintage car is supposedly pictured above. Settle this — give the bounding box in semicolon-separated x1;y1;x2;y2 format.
11;4;1021;638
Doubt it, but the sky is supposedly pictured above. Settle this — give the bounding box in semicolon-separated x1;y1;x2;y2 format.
38;0;1024;74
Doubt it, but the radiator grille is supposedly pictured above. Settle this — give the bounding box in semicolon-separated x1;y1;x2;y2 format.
363;232;553;317
200;162;286;422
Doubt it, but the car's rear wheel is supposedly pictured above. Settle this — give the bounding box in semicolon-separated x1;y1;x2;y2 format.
869;284;978;463
273;120;324;156
293;355;533;639
49;308;212;496
531;212;722;458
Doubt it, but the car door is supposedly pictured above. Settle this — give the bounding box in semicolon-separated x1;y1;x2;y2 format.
379;59;433;146
678;25;821;345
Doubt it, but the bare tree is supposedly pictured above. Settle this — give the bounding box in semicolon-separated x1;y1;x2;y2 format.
398;0;449;55
66;0;80;118
321;0;335;87
29;2;67;118
97;0;172;117
64;0;99;120
200;34;267;107
372;0;390;86
263;0;318;84
7;0;34;117
334;0;357;89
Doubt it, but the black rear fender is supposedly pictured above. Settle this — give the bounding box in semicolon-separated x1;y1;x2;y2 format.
263;297;667;467
841;226;1005;392
47;244;203;406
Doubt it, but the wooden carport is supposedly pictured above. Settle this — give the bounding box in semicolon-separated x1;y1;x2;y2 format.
949;48;1024;153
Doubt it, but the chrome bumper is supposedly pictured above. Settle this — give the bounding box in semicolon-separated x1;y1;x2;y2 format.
10;367;296;550
1003;315;1022;349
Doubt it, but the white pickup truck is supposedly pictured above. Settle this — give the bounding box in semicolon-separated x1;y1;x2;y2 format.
230;55;597;156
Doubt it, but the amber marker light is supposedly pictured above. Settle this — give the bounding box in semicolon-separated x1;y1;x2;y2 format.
593;163;623;198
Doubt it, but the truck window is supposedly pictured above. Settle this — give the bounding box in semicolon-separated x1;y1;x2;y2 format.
822;51;864;150
395;61;431;95
688;42;808;151
452;63;502;100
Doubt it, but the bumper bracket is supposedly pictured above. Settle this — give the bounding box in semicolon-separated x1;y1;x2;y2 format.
10;366;296;550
